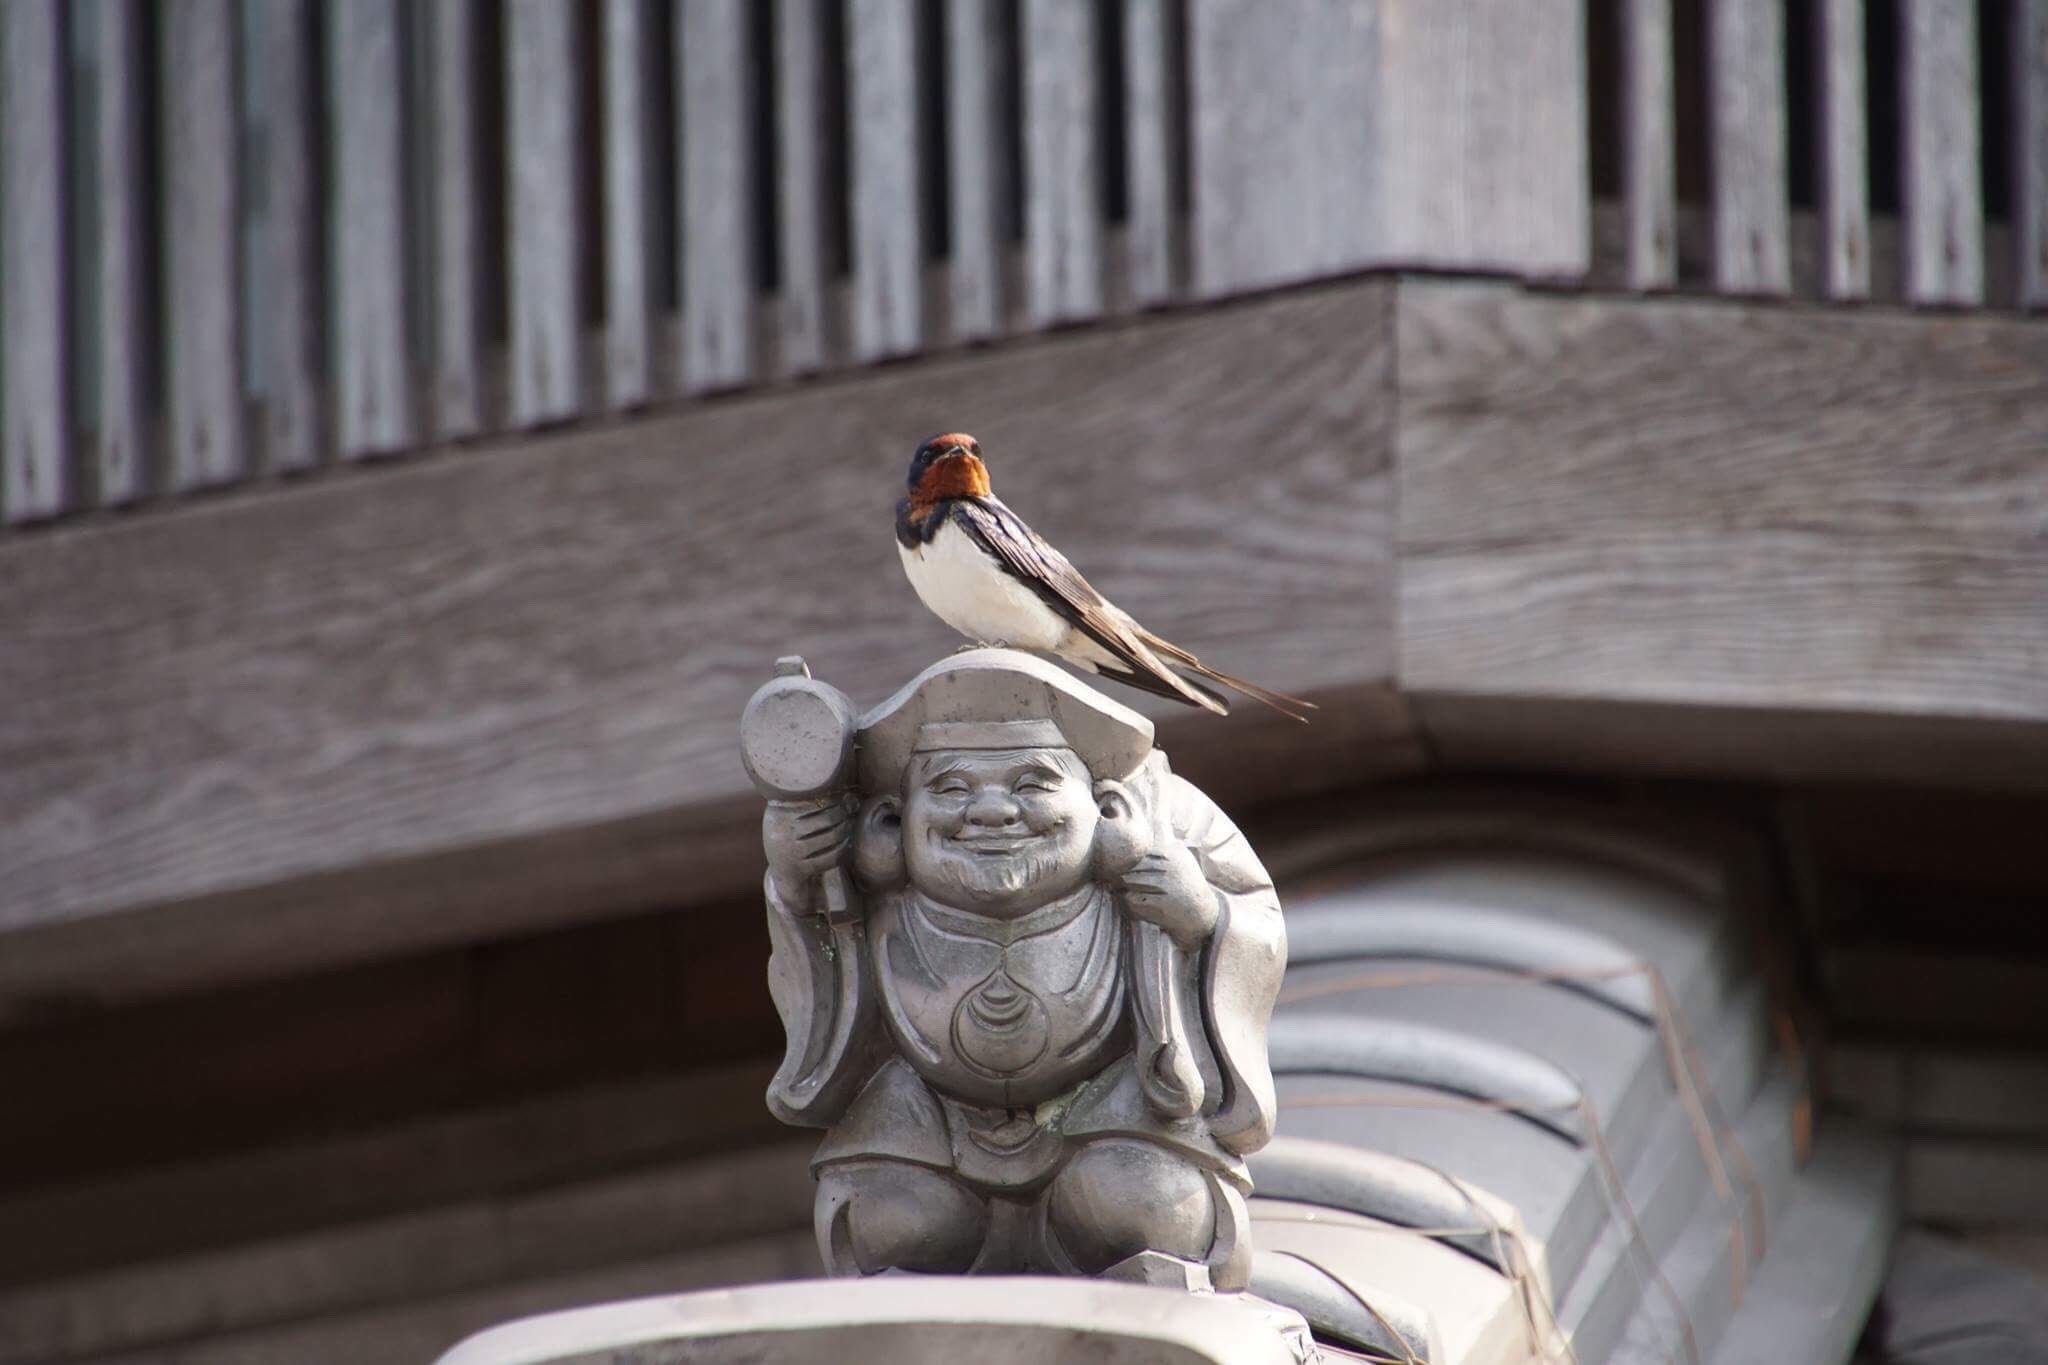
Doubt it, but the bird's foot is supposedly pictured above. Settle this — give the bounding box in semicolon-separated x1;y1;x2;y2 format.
954;639;1012;653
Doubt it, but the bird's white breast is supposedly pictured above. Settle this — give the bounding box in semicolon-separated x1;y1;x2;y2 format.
900;517;1070;652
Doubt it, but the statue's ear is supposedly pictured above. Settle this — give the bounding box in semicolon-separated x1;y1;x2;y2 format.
1093;778;1135;822
853;794;906;891
1092;779;1149;879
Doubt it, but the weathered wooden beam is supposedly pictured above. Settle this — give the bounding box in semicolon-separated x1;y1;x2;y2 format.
328;0;416;457
847;0;924;359
1124;0;1182;307
1190;0;1588;297
1022;0;1103;326
2020;0;2048;310
506;0;586;424
1621;0;1677;291
80;0;152;504
163;0;247;489
680;0;757;391
245;0;323;472
1815;0;1870;300
1;0;72;521
602;0;655;408
428;0;486;437
1374;0;1589;278
1707;0;1790;294
0;282;1404;1016
1898;1;1984;306
1188;0;1380;296
946;0;1008;340
1399;281;2048;779
776;0;837;373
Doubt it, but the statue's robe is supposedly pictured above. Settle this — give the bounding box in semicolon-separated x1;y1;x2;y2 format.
763;753;1285;1195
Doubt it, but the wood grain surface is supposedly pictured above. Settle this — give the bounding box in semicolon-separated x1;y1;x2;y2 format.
1;0;71;521
1708;0;1790;294
681;0;757;391
602;0;655;408
777;0;838;372
428;0;485;437
1399;281;2048;727
1816;0;1870;301
1189;0;1381;296
1023;0;1103;326
163;0;246;489
329;0;416;458
82;0;152;503
1622;0;1677;291
2021;1;2048;310
0;282;1403;1014
848;0;924;360
246;0;324;472
1899;2;1984;306
507;0;585;425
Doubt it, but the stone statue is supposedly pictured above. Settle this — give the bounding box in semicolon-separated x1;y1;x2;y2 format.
741;648;1286;1291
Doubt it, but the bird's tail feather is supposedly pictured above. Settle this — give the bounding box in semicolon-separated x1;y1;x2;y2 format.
1095;661;1230;716
1138;630;1316;723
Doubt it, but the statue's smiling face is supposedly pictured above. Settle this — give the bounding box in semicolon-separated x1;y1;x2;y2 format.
904;747;1099;914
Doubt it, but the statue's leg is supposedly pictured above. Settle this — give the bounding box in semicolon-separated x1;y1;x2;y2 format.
1039;1139;1253;1290
815;1159;989;1275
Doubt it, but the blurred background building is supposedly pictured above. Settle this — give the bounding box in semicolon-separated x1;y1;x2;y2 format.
0;0;2044;1361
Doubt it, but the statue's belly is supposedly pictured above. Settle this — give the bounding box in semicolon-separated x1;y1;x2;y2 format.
878;896;1127;1108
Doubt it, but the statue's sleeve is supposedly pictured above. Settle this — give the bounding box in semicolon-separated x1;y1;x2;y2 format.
1168;774;1288;1156
763;875;883;1127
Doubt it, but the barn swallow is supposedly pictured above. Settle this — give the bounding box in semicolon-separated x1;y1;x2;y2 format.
895;432;1313;721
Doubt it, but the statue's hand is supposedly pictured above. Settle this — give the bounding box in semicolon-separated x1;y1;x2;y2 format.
763;795;855;915
1116;841;1220;947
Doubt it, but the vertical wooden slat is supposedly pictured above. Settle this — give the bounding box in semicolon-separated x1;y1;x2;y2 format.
947;0;1006;340
1188;0;1380;297
603;0;653;408
163;0;245;489
1378;2;1589;277
2;0;71;521
1900;3;1984;305
681;0;756;391
83;0;149;503
329;0;415;457
2020;0;2048;309
848;0;923;361
1816;0;1870;300
1022;0;1102;326
776;0;833;373
247;0;321;472
1124;0;1179;307
1708;0;1790;294
429;0;483;437
1622;0;1677;290
506;0;584;425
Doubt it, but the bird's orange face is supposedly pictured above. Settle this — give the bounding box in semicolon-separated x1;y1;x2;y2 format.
906;432;991;507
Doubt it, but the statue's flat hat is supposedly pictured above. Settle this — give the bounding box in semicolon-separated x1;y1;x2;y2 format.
858;649;1154;790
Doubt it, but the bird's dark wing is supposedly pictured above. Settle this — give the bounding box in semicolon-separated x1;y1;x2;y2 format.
952;498;1227;714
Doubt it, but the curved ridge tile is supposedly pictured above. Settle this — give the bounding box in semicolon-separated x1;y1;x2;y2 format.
1261;795;1739;907
1269;1014;1588;1143
1249;1249;1436;1362
1285;901;1659;1020
1249;1136;1530;1276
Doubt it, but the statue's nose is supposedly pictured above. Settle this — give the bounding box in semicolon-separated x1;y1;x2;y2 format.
965;788;1021;827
